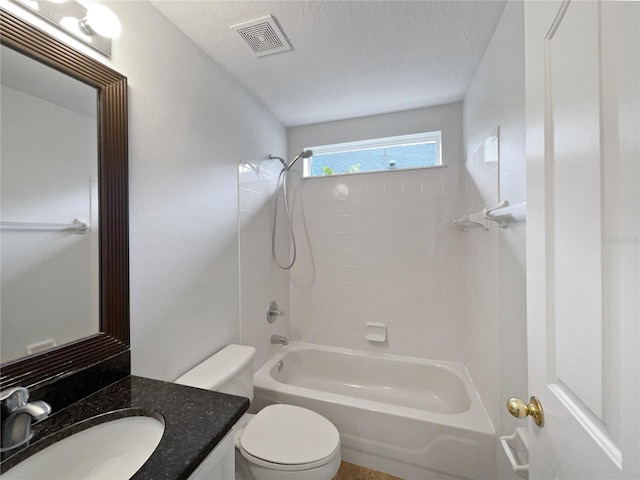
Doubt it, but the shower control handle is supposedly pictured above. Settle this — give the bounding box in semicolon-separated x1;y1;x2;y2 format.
267;301;285;323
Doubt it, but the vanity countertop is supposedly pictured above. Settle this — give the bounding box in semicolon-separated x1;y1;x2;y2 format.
0;375;249;479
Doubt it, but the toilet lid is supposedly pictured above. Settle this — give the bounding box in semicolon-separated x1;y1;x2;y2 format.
240;404;340;466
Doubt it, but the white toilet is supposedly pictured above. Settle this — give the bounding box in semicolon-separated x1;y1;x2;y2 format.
175;344;341;480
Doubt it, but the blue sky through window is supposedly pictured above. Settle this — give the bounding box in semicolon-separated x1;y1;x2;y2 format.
310;142;437;176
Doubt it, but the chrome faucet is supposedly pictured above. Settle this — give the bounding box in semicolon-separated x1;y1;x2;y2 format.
270;334;289;345
1;387;51;452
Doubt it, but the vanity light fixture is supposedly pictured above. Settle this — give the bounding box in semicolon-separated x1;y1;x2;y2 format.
78;4;121;38
11;0;121;56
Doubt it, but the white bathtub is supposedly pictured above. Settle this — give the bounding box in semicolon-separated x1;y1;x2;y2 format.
253;343;496;480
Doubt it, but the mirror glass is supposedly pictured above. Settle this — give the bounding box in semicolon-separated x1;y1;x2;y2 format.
0;9;128;392
1;44;100;363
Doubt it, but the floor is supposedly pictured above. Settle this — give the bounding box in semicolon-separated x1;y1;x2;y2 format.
332;461;403;480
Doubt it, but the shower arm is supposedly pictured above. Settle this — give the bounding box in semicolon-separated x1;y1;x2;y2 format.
268;155;288;168
268;150;313;171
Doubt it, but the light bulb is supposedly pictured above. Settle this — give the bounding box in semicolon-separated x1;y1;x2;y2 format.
61;16;92;41
84;4;121;38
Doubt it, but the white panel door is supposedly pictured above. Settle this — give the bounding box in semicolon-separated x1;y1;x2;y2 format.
524;1;639;478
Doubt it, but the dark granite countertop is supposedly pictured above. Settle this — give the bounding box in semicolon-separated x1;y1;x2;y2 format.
0;375;249;479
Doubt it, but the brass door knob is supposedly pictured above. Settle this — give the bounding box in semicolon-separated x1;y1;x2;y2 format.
506;396;544;427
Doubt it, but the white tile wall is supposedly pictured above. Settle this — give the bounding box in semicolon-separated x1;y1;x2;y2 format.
463;151;502;430
239;160;291;371
290;166;467;362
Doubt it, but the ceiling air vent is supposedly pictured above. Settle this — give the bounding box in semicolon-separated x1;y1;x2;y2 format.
231;15;292;58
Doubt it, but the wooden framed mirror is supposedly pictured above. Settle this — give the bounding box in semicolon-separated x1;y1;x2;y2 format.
0;9;129;391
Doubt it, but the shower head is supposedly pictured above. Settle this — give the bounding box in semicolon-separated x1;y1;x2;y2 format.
285;149;313;171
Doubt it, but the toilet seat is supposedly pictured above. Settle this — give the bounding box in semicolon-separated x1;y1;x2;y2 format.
238;404;340;471
239;443;340;472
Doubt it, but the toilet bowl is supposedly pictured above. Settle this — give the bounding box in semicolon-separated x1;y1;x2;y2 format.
234;405;341;480
175;344;341;480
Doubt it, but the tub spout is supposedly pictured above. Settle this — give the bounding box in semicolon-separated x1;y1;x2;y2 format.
271;334;289;345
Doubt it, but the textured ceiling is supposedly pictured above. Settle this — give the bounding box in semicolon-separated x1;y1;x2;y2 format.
151;1;507;127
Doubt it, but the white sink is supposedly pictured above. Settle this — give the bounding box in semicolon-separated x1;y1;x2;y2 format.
3;415;165;480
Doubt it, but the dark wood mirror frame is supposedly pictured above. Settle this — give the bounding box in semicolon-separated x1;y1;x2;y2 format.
0;9;130;391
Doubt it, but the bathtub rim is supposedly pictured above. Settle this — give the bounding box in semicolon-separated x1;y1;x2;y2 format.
253;342;495;436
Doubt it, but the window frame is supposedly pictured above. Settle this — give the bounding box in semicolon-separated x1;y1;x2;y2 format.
303;131;442;177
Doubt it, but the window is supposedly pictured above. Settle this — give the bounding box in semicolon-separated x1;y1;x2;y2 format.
304;131;442;177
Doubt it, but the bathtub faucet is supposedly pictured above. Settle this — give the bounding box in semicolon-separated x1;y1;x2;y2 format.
1;387;51;452
270;334;289;345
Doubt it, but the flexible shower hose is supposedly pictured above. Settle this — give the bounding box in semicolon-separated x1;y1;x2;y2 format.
272;168;297;269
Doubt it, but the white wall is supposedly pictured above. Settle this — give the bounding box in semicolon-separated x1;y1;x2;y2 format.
3;0;287;381
462;3;526;479
286;104;467;361
111;1;287;381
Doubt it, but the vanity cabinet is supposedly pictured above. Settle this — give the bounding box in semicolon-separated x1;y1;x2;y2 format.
187;430;235;480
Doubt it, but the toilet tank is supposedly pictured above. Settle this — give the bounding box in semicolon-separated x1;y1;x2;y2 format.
175;344;256;401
